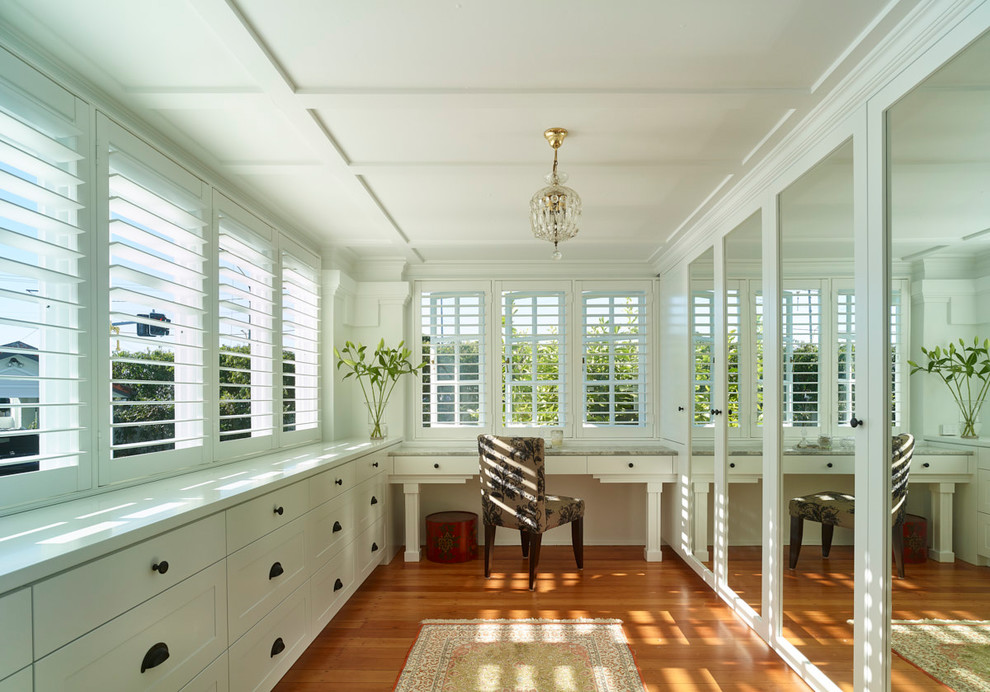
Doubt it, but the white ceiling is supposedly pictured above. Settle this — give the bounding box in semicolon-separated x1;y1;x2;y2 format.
0;0;923;268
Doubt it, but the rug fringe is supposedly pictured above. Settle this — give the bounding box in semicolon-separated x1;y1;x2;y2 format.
420;617;624;625
892;618;990;625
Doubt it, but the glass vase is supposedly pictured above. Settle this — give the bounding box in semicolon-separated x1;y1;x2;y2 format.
960;415;982;439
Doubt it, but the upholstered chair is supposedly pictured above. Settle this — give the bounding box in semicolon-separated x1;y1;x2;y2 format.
477;434;585;590
788;433;915;578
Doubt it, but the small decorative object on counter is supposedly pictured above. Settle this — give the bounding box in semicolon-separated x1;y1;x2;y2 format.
909;338;990;439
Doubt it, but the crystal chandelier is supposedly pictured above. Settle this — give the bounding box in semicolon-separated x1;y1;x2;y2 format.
530;127;581;260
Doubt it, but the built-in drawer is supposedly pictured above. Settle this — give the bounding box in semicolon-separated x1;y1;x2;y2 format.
228;583;310;692
178;653;228;692
354;476;386;534
34;561;227;692
785;457;855;474
354;449;387;485
914;456;971;475
0;588;31;681
311;546;356;632
226;480;309;553
546;455;588;475
0;667;31;692
392;455;476;476
309;462;356;507
34;513;225;657
727;457;762;475
227;518;308;643
588;456;674;475
307;494;354;570
356;517;386;581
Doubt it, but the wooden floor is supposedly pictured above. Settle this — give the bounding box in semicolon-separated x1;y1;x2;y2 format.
275;545;986;691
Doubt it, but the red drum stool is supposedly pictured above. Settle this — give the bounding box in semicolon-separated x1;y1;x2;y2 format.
425;511;478;563
901;513;928;564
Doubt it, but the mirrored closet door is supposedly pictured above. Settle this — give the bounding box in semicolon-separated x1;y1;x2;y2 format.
689;246;716;571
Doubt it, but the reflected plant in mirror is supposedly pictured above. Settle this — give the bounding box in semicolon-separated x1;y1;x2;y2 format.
909;337;990;439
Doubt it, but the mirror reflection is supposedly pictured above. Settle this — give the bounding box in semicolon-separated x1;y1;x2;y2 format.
724;211;763;614
689;246;715;569
888;30;990;690
779;139;856;689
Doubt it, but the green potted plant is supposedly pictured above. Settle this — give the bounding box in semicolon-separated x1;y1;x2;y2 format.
334;339;424;440
909;337;990;439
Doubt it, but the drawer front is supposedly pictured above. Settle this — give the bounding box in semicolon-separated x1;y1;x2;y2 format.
34;513;225;657
227;519;308;642
979;512;990;559
392;455;477;476
587;456;674;475
307;494;355;570
0;589;31;680
914;456;970;475
979;470;990;515
727;457;762;475
785;457;855;474
228;584;310;692
309;462;356;506
35;561;227;692
178;653;228;692
356;517;386;582
354;476;386;534
547;456;588;475
0;667;31;692
311;546;356;632
354;449;387;485
226;480;309;553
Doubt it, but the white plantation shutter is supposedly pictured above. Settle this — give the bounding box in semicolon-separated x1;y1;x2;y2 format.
691;289;714;426
502;291;566;426
106;133;208;471
782;287;821;427
581;291;647;427
836;289;855;427
725;289;740;428
0;64;88;501
280;242;320;436
218;207;275;445
890;288;903;428
420;291;485;428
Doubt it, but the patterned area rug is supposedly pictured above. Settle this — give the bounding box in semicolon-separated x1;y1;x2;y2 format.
393;618;647;692
891;619;990;691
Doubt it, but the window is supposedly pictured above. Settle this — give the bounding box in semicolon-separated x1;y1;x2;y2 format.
420;291;485;428
0;61;88;506
103;117;208;481
502;291;566;427
836;289;855;427
782;287;821;428
582;291;646;427
280;239;320;437
691;289;714;426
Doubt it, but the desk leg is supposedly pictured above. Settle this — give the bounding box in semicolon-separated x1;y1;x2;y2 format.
693;481;710;563
645;481;663;562
404;482;421;562
929;482;956;563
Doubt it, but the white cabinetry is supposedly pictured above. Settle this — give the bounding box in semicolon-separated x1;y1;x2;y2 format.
0;588;30;685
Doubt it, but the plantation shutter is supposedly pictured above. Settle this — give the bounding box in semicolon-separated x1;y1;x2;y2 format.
107;143;207;464
836;289;855;427
581;291;647;426
890;288;903;428
502;291;566;426
691;289;714;426
420;291;485;427
0;64;87;496
280;243;320;435
782;288;821;427
218;210;275;444
725;289;740;428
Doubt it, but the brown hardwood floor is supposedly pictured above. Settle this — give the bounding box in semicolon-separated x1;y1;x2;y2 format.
275;544;985;691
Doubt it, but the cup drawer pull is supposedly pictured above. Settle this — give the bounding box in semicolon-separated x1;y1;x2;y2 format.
269;561;284;580
271;637;285;658
370;496;378;506
140;642;170;673
332;521;343;533
334;578;344;592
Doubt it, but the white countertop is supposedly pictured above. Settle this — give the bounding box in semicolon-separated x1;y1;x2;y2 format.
390;441;678;456
0;437;400;595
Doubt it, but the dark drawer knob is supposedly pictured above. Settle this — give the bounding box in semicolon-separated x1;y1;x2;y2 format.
140;642;169;673
923;462;931;468
729;462;736;469
370;496;378;506
371;542;379;552
373;462;379;468
434;463;440;469
270;637;285;658
269;561;284;580
151;560;169;575
678;406;685;412
628;462;634;468
274;506;284;516
332;520;343;533
334;578;344;592
827;462;834;468
335;478;343;486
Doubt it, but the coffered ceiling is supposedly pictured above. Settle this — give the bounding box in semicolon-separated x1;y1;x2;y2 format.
0;0;918;268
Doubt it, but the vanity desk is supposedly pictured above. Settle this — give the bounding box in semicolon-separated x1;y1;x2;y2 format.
691;443;974;563
388;443;678;563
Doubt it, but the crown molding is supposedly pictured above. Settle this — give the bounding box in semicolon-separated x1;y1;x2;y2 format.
402;259;658;281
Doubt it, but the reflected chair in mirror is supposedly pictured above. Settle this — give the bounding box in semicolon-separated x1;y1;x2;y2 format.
478;434;585;590
788;433;915;578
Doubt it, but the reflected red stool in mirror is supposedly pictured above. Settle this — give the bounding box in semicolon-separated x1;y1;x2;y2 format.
425;511;478;563
902;513;928;565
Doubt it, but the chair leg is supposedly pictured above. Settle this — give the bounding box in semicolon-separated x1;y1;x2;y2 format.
528;533;543;591
520;530;530;557
484;524;496;578
571;517;584;569
821;524;835;558
789;516;804;569
892;525;906;579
